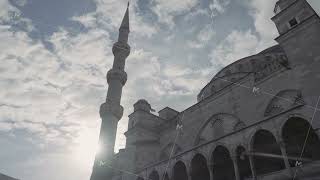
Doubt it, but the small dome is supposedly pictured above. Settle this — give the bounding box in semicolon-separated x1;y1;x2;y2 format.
134;99;151;112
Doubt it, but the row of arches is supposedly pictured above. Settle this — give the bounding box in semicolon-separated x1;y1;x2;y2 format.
195;89;304;147
141;117;320;180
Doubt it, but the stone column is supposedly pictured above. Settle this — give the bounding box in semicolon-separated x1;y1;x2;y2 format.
248;152;257;180
208;163;214;180
232;155;241;180
278;138;293;177
188;172;192;180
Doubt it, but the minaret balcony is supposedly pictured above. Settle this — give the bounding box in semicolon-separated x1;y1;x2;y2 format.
107;68;127;85
100;100;124;120
112;42;130;58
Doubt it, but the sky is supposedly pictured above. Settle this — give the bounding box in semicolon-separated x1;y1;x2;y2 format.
0;0;319;180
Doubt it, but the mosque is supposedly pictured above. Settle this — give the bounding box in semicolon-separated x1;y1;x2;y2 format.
90;0;320;179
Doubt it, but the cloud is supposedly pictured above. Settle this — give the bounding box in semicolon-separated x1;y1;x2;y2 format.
246;0;278;47
209;0;279;68
0;0;18;22
72;0;157;38
0;0;33;31
187;25;216;49
210;30;259;66
184;8;208;21
210;0;231;14
209;0;231;18
151;0;198;27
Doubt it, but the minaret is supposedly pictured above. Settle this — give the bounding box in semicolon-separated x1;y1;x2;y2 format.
90;3;130;180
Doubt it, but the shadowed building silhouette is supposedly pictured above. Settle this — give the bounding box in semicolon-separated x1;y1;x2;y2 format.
91;0;320;180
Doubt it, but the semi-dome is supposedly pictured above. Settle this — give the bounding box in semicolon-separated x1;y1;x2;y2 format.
197;45;289;102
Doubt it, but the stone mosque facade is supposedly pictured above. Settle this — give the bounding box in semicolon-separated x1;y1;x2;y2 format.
90;0;320;180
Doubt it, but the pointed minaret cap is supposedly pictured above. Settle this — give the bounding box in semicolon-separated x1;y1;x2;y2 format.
119;2;130;32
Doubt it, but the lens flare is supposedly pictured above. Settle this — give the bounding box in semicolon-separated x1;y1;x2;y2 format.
73;128;100;166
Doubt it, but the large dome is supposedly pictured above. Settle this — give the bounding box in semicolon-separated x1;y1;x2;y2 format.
197;45;289;102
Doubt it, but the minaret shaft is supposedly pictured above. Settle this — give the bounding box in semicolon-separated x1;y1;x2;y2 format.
90;4;130;180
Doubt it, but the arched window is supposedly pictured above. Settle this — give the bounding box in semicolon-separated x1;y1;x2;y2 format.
173;161;188;180
212;119;224;138
191;154;210;180
211;146;235;180
252;130;285;175
264;90;304;117
194;113;243;145
282;117;320;167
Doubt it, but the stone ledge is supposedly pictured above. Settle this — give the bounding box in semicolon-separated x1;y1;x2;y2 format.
107;68;127;85
100;101;124;120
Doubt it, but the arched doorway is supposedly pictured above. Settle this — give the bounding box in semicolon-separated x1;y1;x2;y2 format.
173;161;188;180
191;154;210;180
282;117;320;167
236;146;252;180
252;130;285;175
149;171;159;180
211;146;235;180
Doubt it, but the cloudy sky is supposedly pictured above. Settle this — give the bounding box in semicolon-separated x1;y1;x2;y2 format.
0;0;319;180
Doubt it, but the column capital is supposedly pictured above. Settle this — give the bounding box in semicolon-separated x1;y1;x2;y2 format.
100;100;124;120
208;162;214;169
231;155;238;162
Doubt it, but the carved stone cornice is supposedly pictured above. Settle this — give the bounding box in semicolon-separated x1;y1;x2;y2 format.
99;100;124;120
107;68;127;85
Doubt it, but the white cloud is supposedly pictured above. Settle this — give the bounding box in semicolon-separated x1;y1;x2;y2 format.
210;30;259;66
163;65;192;77
209;0;231;18
210;0;231;14
72;0;157;38
246;0;278;47
151;0;198;27
0;0;34;31
187;25;216;49
184;8;208;21
209;0;280;67
13;0;27;7
0;0;18;21
0;12;114;176
0;122;13;132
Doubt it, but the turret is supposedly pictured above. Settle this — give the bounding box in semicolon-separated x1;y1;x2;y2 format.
125;99;162;171
272;0;320;66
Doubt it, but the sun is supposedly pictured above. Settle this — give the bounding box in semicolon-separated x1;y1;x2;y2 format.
73;128;101;166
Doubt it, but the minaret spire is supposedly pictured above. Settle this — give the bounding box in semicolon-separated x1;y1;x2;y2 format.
120;2;129;31
90;4;131;180
118;2;130;43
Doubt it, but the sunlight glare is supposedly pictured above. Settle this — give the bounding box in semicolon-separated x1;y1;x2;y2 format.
73;128;100;166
